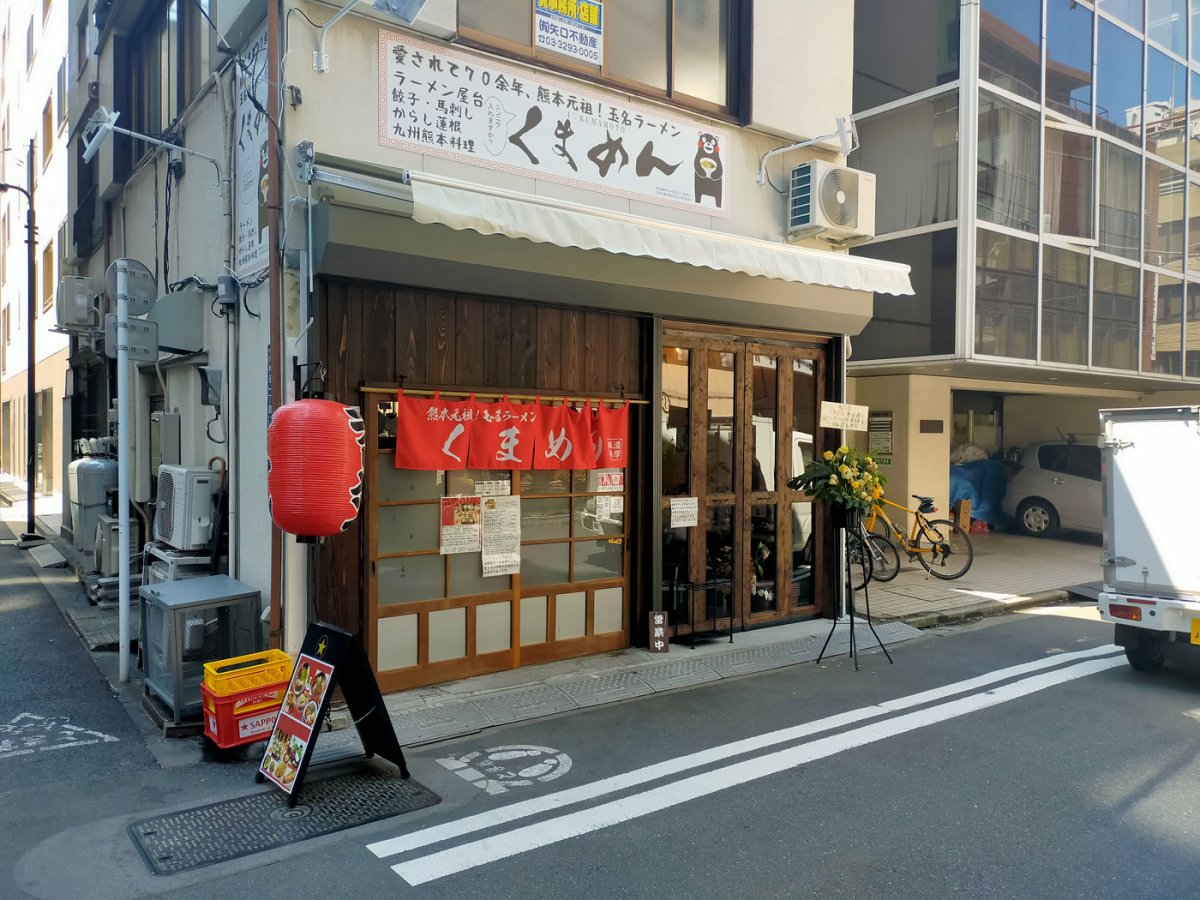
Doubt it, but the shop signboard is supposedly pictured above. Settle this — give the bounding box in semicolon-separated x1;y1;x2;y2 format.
648;610;670;653
534;0;603;66
379;32;730;216
258;622;408;805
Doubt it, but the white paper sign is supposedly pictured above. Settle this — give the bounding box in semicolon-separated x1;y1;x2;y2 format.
234;26;270;278
475;480;512;497
534;0;603;66
868;411;893;454
482;496;521;577
379;33;730;216
819;402;870;432
670;497;698;529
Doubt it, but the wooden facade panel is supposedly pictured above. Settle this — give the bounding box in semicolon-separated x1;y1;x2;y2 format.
561;308;585;392
510;304;538;388
395;289;425;382
536;306;562;390
363;285;396;385
425;294;456;384
609;315;634;395
483;300;513;387
455;296;486;385
584;312;610;393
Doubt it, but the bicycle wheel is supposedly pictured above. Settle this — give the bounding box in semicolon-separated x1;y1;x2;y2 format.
847;533;873;591
914;518;973;580
866;534;901;582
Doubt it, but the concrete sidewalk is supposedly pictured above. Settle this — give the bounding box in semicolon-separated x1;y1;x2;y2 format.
4;504;1101;757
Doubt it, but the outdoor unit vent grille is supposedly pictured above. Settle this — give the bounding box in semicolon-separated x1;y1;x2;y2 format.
154;465;217;551
787;160;876;246
157;474;177;544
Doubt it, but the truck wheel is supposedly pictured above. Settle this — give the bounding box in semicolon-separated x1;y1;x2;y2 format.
1125;634;1166;673
1016;498;1059;537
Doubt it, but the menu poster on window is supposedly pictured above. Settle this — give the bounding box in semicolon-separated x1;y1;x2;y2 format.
481;495;521;577
441;496;483;554
670;497;699;528
379;32;731;216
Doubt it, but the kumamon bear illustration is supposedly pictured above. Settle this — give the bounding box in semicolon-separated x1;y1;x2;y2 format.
693;132;724;208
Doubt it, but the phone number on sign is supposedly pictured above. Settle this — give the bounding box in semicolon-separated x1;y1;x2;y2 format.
537;37;601;62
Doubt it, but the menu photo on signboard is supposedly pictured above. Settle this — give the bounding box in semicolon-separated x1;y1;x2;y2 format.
260;653;334;794
441;496;482;554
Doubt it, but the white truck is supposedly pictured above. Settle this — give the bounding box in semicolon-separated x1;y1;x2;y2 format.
1098;406;1200;672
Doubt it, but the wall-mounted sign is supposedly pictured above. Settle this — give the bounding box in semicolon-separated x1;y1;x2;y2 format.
819;401;869;432
534;0;603;66
868;411;893;455
379;32;730;216
234;26;270;277
481;495;521;577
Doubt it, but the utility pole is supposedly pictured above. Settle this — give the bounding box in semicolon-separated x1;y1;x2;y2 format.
0;137;41;543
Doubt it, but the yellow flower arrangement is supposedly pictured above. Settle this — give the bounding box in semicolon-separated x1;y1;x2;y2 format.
788;445;887;514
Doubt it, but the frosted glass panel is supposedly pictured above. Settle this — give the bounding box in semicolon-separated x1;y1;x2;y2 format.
594;587;624;634
378;555;443;604
476;602;511;654
377;615;418;670
378;465;442;501
521;595;548;645
555;591;587;640
378;504;440;553
450;554;510;597
429;608;467;662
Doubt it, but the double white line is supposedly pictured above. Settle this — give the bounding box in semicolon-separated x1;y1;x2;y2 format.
368;645;1124;885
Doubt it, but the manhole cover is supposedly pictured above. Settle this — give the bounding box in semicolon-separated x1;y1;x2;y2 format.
129;767;439;875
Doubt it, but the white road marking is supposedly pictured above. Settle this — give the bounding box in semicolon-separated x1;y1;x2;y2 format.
0;713;119;760
393;654;1124;885
367;644;1119;860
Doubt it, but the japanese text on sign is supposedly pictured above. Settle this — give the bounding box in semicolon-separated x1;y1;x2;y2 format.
648;610;669;653
234;26;270;277
482;496;521;577
534;0;603;66
379;32;729;216
819;401;869;432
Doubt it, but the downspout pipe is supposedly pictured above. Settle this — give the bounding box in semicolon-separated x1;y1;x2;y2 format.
268;0;285;648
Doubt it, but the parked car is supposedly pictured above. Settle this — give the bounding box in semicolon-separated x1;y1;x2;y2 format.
1002;441;1101;537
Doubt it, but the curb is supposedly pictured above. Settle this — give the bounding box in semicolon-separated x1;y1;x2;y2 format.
893;589;1071;630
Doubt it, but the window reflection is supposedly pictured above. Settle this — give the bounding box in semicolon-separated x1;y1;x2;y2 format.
979;93;1039;232
1042;245;1089;365
1145;158;1186;269
750;355;777;492
706;351;736;495
1148;272;1184;374
1096;18;1143;145
1099;0;1143;32
792;359;816;484
1093;259;1140;370
1145;47;1187;163
661;347;690;496
1186;284;1200;377
1045;0;1093;123
1099;141;1143;259
980;0;1041;101
976;229;1037;359
1147;0;1187;57
1044;127;1095;239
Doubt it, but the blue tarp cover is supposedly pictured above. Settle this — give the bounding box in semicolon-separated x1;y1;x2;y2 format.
949;459;1012;527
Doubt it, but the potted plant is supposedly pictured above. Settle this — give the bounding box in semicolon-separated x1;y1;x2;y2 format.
787;445;887;531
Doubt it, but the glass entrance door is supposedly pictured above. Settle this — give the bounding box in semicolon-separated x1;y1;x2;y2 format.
661;332;828;636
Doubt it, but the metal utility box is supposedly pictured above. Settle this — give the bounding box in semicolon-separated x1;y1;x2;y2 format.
1101;406;1200;599
140;575;261;724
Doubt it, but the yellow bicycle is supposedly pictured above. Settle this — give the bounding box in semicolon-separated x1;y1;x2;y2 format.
863;495;974;580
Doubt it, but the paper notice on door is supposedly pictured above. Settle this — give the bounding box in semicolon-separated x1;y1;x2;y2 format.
481;495;521;577
670;497;698;528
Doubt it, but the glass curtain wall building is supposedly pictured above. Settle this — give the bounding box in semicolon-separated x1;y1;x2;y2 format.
852;0;1200;380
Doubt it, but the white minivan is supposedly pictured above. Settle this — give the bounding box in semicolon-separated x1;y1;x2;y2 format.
1002;441;1102;536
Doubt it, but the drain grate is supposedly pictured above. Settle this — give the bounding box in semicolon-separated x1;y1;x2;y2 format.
129;767;440;875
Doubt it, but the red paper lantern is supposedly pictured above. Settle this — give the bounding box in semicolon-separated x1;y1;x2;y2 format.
268;399;365;536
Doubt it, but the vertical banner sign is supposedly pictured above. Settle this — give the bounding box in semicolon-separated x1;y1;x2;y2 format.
234;26;270;278
259;622;408;805
648;610;669;653
534;0;603;66
481;495;521;577
380;33;730;215
440;497;482;554
394;391;477;470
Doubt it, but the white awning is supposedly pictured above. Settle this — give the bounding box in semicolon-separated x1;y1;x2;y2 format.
407;172;913;297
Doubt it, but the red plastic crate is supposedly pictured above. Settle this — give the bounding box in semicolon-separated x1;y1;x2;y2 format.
201;680;288;750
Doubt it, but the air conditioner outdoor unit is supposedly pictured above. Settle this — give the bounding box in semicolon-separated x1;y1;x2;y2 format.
55;276;99;332
154;465;218;551
94;514;141;578
787;160;876;247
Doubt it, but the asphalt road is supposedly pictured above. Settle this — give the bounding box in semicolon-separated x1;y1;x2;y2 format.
6;599;1200;899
